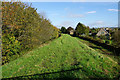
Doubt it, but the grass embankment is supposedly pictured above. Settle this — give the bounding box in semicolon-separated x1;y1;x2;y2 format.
2;34;120;79
75;37;119;63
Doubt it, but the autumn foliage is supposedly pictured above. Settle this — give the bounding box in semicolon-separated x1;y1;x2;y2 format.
2;1;59;64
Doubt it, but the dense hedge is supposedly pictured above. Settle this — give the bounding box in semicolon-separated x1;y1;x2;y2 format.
2;2;59;64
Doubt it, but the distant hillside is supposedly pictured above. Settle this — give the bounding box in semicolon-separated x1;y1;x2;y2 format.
2;34;120;79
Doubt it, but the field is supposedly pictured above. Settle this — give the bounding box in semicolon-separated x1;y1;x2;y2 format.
2;34;120;79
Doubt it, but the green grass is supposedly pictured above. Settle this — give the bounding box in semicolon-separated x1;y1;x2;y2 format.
74;37;119;63
1;34;120;79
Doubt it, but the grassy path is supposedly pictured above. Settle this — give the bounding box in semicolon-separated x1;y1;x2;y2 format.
2;34;120;79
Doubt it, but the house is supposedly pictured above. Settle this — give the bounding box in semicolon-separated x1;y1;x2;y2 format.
69;30;74;35
96;28;111;39
96;28;110;36
67;27;74;35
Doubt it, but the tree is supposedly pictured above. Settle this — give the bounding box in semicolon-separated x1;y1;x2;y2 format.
75;22;87;36
67;27;74;34
60;27;67;33
85;26;89;36
91;27;97;34
112;29;120;47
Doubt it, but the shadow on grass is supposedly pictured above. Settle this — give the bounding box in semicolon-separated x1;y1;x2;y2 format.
2;66;118;80
2;67;83;80
72;35;120;56
89;46;102;50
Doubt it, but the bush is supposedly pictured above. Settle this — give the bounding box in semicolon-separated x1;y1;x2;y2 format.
2;1;59;64
105;40;109;44
2;33;21;64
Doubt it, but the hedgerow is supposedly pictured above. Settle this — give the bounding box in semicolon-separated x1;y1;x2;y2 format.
2;1;59;64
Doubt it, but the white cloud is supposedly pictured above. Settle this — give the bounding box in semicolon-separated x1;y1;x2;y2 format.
64;8;69;11
68;14;84;18
61;21;72;25
38;11;47;18
79;7;84;9
88;21;118;28
89;21;105;27
87;11;96;14
95;21;104;24
64;7;69;10
108;9;119;12
60;21;73;28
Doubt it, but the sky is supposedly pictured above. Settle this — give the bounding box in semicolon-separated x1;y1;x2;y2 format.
4;0;120;2
2;0;119;28
27;2;118;29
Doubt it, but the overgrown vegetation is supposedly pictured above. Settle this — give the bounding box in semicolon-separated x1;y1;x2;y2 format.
2;34;120;79
2;2;59;64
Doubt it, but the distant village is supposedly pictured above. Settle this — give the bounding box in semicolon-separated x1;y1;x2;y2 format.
60;22;120;47
62;26;119;38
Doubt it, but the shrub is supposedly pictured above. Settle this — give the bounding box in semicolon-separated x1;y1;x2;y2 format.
2;33;21;64
105;40;110;44
2;1;59;64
